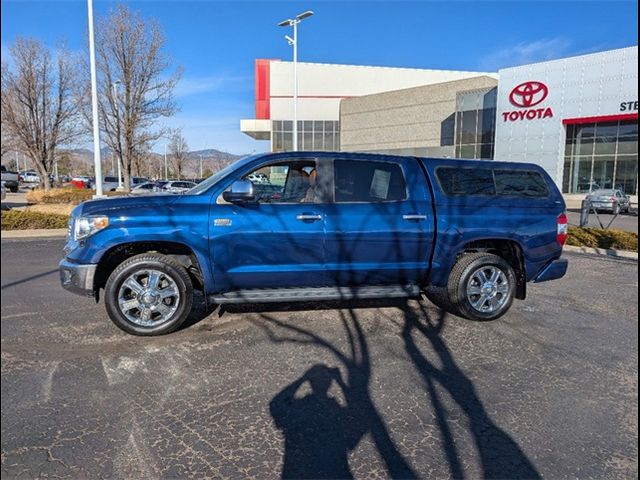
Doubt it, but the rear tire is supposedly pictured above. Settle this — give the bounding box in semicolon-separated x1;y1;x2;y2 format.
104;253;193;336
448;253;516;321
10;186;18;193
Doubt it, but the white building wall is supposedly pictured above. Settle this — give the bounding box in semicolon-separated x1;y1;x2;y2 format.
268;61;498;120
494;46;638;188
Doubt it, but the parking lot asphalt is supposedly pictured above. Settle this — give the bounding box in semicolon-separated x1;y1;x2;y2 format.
1;238;638;479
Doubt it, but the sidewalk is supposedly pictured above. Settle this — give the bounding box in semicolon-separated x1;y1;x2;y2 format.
1;228;67;239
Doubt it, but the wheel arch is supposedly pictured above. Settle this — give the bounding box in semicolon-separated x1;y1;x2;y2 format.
456;238;527;300
93;241;206;298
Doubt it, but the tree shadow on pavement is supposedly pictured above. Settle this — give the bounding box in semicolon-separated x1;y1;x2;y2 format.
234;297;540;479
1;268;59;290
399;298;541;479
249;306;418;480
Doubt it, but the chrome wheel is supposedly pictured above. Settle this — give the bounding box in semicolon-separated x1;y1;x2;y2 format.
466;265;511;314
117;269;181;327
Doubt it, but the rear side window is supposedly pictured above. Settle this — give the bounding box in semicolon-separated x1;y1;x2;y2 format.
494;170;549;198
334;160;407;202
436;168;496;196
436;167;550;198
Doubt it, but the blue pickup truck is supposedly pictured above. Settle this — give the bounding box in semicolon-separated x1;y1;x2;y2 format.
59;152;568;335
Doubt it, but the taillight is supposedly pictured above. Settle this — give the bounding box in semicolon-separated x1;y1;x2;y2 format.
557;212;568;247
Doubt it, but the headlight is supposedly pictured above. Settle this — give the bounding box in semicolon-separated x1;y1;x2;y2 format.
74;216;109;240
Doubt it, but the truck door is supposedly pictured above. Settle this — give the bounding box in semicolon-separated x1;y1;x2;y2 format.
210;158;329;291
323;156;434;286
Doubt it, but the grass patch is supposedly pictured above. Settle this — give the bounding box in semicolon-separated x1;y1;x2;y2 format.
26;187;124;205
1;210;69;230
567;226;638;251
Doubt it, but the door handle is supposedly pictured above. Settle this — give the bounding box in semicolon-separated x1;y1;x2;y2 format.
402;214;427;221
296;214;323;222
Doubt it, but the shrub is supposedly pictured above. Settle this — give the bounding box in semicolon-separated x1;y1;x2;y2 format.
567;226;638;251
26;188;125;205
1;210;69;230
27;188;94;205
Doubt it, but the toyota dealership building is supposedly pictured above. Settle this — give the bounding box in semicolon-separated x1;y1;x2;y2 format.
241;46;638;197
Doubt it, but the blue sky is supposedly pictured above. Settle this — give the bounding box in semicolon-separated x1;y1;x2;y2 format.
2;0;638;154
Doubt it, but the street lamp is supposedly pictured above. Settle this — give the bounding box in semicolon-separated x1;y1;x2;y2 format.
87;0;104;197
111;81;124;190
278;10;314;152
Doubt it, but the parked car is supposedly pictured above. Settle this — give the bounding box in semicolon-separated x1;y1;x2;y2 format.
21;170;41;183
246;172;270;184
585;189;632;214
59;152;569;336
101;176;149;191
1;165;20;193
130;182;161;195
70;176;93;189
102;176;122;191
160;180;197;194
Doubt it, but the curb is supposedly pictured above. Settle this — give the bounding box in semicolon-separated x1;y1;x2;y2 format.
1;228;68;239
564;245;638;260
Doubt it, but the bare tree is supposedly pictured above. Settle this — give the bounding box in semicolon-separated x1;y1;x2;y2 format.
84;4;181;192
1;126;17;161
1;41;81;190
168;130;189;179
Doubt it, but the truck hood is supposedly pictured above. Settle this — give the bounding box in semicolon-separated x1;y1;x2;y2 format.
74;193;181;217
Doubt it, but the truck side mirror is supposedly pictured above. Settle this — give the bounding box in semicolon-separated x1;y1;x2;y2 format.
223;180;255;203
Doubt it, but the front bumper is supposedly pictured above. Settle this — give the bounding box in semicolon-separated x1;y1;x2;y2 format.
533;258;568;283
59;259;97;296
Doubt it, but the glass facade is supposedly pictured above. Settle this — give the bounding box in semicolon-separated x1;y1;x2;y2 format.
272;120;340;152
563;120;638;195
454;88;497;160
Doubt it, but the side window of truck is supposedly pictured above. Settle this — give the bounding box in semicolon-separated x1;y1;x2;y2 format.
494;170;549;198
436;167;549;198
436;168;496;196
219;160;319;204
334;160;407;202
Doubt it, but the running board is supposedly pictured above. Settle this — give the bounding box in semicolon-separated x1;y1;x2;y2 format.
209;285;421;304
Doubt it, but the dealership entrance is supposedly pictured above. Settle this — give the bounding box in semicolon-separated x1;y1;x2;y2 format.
562;118;638;195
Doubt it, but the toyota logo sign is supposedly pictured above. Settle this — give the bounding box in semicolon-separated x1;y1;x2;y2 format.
502;80;554;122
509;81;549;107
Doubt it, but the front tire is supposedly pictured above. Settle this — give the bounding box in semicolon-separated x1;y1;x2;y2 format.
447;253;516;321
104;253;194;335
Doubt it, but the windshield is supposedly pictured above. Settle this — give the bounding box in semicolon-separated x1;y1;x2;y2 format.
591;190;616;196
188;155;262;195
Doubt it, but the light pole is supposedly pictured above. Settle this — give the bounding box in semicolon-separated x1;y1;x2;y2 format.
164;143;168;180
87;0;104;197
111;81;124;190
278;10;314;152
